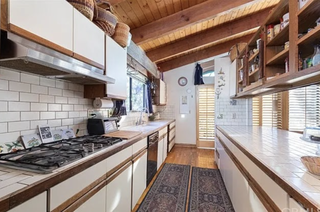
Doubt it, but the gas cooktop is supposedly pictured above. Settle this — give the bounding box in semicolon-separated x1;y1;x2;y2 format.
0;135;123;173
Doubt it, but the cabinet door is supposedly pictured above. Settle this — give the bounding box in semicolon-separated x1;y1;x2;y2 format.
9;0;73;52
157;139;164;170
159;80;166;105
289;198;307;212
229;60;237;97
106;163;132;212
74;9;105;68
132;150;147;210
9;192;46;212
75;186;106;212
106;36;127;99
163;134;168;161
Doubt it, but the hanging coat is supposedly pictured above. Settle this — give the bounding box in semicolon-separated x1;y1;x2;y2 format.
194;63;204;85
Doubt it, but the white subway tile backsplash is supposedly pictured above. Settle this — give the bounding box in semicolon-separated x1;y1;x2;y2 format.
31;85;48;95
79;111;88;118
62;119;73;126
74;105;83;111
0;112;20;122
21;73;40;85
68;98;78;104
0;90;19;101
0;132;20;142
73;118;84;125
79;99;92;105
56;81;68;89
21;112;40;121
63;90;74;97
9;102;30;111
69;112;80;118
39;95;55;103
0;80;8;90
0;123;7;133
40;112;55;120
62;105;73;111
20;93;38;102
31;103;47;111
55;96;68;104
48;104;61;111
0;69;20;81
68;83;80;91
20;129;38;136
0;102;7;111
8;121;30;132
30;120;48;129
48;119;61;127
49;88;62;96
40;78;55;87
56;112;68;119
74;92;83;98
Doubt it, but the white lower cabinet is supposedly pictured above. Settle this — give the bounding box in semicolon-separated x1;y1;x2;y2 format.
163;133;168;161
8;192;46;212
75;186;107;212
289;198;307;212
248;187;267;212
132;150;147;210
106;162;132;212
157;138;164;170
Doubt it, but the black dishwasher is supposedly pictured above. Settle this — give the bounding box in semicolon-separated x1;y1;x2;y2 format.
147;131;158;186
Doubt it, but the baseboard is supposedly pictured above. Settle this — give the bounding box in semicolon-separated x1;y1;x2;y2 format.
174;143;197;148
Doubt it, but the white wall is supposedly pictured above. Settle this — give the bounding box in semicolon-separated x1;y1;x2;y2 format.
162;64;197;145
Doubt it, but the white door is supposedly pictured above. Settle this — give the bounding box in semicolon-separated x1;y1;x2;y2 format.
75;186;107;212
9;0;73;51
163;133;168;161
132;150;147;209
159;80;166;105
289;198;307;212
157;139;164;170
9;192;46;212
106;163;132;212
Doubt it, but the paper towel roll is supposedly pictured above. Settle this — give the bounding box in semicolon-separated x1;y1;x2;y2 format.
93;98;114;109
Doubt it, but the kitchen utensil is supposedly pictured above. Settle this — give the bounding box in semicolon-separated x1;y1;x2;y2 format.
301;156;320;176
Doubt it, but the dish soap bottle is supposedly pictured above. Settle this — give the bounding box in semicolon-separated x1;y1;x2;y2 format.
312;45;320;66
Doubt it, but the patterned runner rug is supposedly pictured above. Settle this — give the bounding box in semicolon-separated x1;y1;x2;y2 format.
137;163;190;212
189;168;235;212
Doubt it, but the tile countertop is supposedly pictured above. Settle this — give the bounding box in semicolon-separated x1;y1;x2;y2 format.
217;125;320;210
0;119;174;211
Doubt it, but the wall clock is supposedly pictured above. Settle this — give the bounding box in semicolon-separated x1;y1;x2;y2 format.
178;77;188;86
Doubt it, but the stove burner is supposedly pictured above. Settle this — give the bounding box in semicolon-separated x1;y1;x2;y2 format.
0;135;123;173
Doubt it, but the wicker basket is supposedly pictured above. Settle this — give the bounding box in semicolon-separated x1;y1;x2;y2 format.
228;42;247;62
93;6;117;36
112;22;130;47
68;0;95;21
301;156;320;176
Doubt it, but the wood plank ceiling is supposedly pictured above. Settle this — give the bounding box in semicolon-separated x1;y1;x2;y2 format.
110;0;280;72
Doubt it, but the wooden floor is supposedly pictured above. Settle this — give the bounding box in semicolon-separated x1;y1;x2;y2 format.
132;146;216;212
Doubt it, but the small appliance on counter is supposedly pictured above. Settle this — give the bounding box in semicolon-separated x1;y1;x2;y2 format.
301;126;320;155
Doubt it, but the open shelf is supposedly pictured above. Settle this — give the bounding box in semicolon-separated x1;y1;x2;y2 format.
266;48;289;65
248;51;259;62
249;68;259;77
243;79;264;92
267;24;289;46
238;79;243;84
298;0;320;32
298;25;320;58
237;66;243;71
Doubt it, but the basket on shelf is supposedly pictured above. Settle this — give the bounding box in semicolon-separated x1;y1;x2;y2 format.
301;156;320;176
228;42;247;62
68;0;95;21
93;6;118;36
112;22;131;47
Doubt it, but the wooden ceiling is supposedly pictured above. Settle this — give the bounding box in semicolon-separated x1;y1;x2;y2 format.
110;0;280;72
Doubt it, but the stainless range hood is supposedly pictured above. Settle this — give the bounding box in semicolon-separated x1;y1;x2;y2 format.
0;32;115;84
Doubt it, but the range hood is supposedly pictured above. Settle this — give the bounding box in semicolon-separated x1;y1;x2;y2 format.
0;32;115;84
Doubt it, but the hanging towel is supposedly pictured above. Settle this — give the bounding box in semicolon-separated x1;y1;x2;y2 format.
194;63;204;85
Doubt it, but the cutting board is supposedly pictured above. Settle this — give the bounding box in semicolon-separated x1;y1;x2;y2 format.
103;130;142;139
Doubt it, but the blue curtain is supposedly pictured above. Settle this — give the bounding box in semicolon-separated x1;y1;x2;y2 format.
146;80;153;113
194;63;204;85
112;100;127;116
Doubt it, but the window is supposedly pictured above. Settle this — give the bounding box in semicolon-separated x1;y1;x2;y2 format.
126;76;146;111
289;84;320;132
203;70;215;77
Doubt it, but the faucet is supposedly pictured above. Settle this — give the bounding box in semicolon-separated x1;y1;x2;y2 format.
136;107;149;126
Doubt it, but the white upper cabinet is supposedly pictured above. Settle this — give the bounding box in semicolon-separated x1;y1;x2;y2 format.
229;60;237;97
106;36;128;99
73;9;105;67
159;80;166;105
9;0;73;52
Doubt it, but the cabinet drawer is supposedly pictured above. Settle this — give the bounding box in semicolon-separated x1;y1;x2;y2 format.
132;138;147;156
107;146;132;173
169;138;175;152
169;128;176;141
9;192;46;212
132;150;147;209
169;122;175;130
159;127;167;137
289;198;307;212
50;158;108;211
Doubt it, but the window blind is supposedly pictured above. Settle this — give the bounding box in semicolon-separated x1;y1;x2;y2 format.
289;84;320;131
252;97;260;126
198;86;215;141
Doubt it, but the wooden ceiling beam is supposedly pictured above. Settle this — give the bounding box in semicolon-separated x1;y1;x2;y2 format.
157;34;254;72
147;8;271;62
131;0;254;45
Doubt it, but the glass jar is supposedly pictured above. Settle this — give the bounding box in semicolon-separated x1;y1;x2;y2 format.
312;45;320;66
